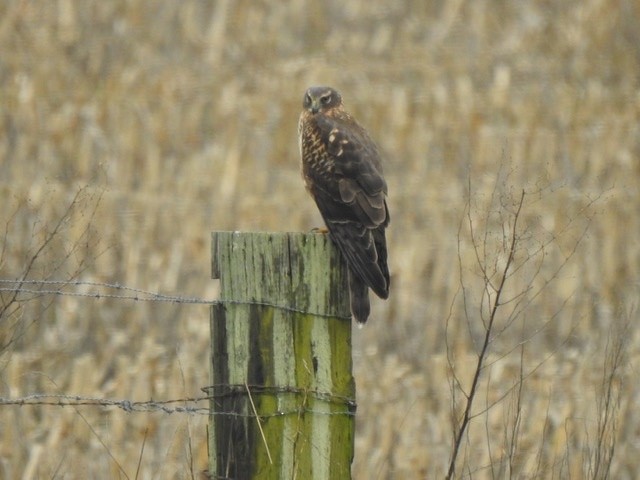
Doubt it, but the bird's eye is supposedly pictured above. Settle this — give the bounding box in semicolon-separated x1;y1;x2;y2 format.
321;95;332;105
305;93;312;105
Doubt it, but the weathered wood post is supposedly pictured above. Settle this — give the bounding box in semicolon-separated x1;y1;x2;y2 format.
208;231;355;480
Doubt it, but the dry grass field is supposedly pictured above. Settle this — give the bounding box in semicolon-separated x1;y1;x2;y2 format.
1;0;640;478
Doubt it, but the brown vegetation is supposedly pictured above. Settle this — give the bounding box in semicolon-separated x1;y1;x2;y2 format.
1;0;639;478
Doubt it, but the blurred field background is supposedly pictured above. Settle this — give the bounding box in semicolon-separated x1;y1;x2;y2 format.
1;0;639;478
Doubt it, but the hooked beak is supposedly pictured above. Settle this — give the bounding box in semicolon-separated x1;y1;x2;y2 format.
309;99;321;114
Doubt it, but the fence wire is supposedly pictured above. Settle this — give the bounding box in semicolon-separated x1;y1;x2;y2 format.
0;387;357;418
0;278;215;304
0;278;354;418
0;278;351;319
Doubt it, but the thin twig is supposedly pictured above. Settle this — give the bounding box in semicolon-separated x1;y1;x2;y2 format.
135;428;148;480
446;190;525;480
245;382;273;465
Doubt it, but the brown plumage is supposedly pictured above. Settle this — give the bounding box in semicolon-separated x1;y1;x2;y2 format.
298;86;390;323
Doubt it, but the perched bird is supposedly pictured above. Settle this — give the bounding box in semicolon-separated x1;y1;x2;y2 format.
298;86;390;323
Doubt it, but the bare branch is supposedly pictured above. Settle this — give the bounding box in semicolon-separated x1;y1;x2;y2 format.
445;164;600;478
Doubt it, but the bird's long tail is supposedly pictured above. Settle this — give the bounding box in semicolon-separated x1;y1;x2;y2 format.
348;269;370;324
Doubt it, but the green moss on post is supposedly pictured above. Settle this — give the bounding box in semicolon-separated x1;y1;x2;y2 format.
209;231;355;480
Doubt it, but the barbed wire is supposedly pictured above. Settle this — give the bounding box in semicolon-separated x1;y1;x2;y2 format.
202;384;357;408
1;282;355;418
0;278;351;319
0;278;214;304
0;385;357;418
0;393;209;414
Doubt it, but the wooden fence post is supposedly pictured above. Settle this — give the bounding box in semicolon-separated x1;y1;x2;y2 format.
208;231;355;480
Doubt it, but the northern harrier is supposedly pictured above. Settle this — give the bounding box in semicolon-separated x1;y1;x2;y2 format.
298;86;389;324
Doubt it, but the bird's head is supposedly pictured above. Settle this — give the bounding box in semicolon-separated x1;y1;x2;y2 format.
302;86;343;115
